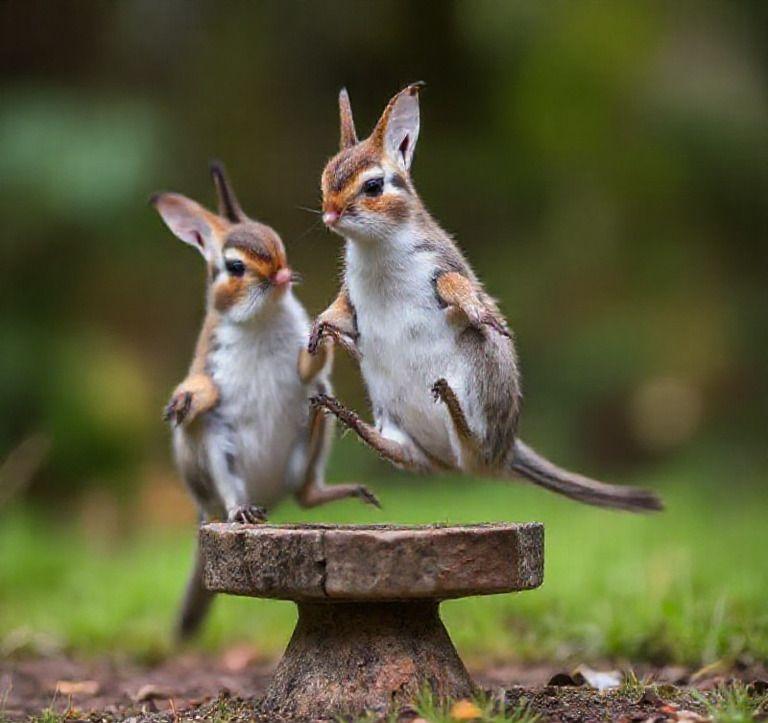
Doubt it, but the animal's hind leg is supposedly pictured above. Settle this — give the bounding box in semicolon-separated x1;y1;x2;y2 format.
309;393;434;473
431;378;483;467
294;405;381;508
205;427;267;524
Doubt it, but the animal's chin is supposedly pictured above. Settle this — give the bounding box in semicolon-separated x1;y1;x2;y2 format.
335;218;389;243
227;288;274;322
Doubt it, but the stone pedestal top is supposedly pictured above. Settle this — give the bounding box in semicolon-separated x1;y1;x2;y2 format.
201;522;544;602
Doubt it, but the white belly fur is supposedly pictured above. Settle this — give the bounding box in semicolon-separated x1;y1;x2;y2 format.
207;295;310;507
347;242;464;467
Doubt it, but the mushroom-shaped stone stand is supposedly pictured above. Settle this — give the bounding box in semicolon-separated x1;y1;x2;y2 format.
201;522;544;720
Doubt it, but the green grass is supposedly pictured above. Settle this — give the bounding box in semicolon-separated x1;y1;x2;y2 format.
411;688;539;723
694;682;768;723
1;458;766;667
351;687;538;723
0;681;10;723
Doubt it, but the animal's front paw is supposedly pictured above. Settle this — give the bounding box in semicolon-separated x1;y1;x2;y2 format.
307;320;329;355
308;321;360;360
163;390;194;426
445;306;510;339
227;505;268;525
355;485;382;509
478;312;511;339
163;375;218;427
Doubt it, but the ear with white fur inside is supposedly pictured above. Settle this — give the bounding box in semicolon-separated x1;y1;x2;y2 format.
379;83;423;171
152;193;221;262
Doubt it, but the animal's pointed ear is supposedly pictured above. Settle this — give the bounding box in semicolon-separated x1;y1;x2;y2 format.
210;160;247;223
151;192;224;261
338;87;358;149
371;82;425;171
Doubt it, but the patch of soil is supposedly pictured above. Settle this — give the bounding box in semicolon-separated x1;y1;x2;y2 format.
0;653;272;720
505;685;705;723
1;654;766;722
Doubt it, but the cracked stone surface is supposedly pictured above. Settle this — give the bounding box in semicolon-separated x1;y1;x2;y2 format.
200;522;544;601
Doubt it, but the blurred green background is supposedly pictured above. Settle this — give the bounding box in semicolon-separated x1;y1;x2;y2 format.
0;1;766;667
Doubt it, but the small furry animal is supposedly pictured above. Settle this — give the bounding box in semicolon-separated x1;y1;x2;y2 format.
308;84;662;513
152;162;379;639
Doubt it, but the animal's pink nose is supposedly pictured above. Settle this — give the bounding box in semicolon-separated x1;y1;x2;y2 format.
272;268;293;286
322;210;340;226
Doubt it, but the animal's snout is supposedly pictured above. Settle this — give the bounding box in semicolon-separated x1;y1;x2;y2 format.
272;268;293;286
322;210;340;227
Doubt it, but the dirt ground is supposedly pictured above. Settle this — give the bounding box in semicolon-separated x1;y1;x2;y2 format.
1;653;766;721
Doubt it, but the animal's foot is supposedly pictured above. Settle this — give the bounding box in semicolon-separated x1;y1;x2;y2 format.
310;393;348;421
307;320;328;355
309;392;337;413
431;378;474;441
478;313;511;338
308;321;360;360
310;394;366;438
355;485;382;509
227;505;268;525
431;378;450;403
164;390;193;426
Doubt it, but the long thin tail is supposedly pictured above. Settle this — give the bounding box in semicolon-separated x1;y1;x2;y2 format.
510;439;663;512
175;546;215;641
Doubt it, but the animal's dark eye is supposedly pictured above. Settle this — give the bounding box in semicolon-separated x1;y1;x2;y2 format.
362;177;384;197
225;259;246;277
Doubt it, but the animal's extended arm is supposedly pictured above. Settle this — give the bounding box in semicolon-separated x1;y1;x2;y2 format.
308;284;360;359
434;272;510;338
164;312;220;426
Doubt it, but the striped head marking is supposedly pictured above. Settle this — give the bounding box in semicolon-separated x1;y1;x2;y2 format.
152;162;295;322
321;83;424;242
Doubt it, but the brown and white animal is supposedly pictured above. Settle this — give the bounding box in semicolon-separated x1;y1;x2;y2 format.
152;162;379;639
308;84;662;513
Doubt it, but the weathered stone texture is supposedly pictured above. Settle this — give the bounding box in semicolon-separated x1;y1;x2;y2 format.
201;523;544;601
200;522;544;719
262;601;475;720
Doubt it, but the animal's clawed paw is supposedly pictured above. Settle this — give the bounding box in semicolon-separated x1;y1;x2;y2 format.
227;505;269;525
310;394;359;432
164;391;193;426
478;313;511;338
307;321;329;355
310;393;334;412
308;321;361;360
431;378;450;403
309;393;324;407
355;485;382;509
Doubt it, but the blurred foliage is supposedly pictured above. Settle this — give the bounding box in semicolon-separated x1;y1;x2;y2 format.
1;470;767;665
0;0;766;501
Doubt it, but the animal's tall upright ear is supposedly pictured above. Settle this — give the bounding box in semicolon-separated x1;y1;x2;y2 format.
338;87;358;149
151;192;224;262
210;160;246;223
371;82;425;171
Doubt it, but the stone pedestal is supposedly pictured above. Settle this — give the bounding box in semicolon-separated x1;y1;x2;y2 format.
200;523;544;719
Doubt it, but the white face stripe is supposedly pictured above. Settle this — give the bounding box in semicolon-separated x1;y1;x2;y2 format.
359;166;385;184
223;248;248;264
356;164;409;196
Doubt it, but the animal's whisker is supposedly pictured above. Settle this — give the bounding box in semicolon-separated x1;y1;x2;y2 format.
293;217;324;244
296;205;322;215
